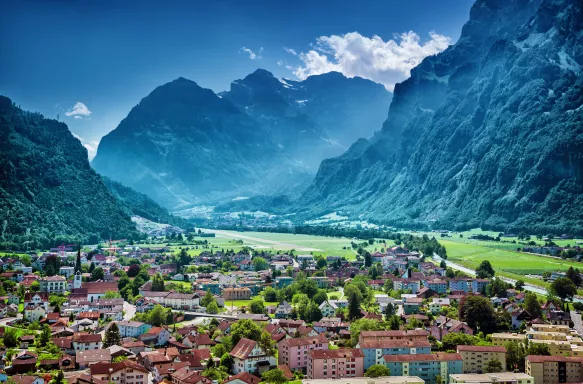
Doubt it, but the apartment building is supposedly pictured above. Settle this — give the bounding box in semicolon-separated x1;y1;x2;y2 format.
72;333;103;351
278;334;328;370
230;338;276;374
457;345;507;374
307;349;364;379
223;288;252;301
383;353;463;384
491;333;526;346
114;321;152;338
360;340;431;370
450;372;534;384
526;355;583;384
359;330;428;345
39;275;67;294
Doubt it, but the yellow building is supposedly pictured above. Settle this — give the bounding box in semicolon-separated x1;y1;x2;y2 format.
530;324;570;334
492;333;526;346
457;345;507;374
526;355;583;384
530;339;574;356
449;372;534;384
527;331;568;341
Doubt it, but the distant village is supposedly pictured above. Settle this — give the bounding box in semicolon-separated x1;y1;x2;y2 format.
0;237;580;384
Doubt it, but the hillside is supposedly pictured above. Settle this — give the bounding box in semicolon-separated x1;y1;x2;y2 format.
299;0;583;235
0;96;140;249
102;176;191;230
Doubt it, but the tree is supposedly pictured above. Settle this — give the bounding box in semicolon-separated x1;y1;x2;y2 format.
316;257;327;270
345;284;363;320
220;352;233;370
313;290;328;305
204;300;218;314
127;264;140;277
484;359;504;373
148;305;167;326
31;281;40;292
303;301;323;323
152;273;165;291
91;267;104;281
249;299;266;314
349;318;386;346
263;287;277;302
475;260;495;278
252;257;268;272
383;279;394;294
38;324;52;347
459;295;497;334
566;267;582;287
365;364;390;378
103;322;122;348
230;319;263;346
201;291;215;307
527;342;551;356
3;327;17;347
384;303;395;318
524;292;543;319
505;341;526;372
262;368;287;384
54;371;64;384
515;280;525;291
441;333;477;351
388;315;401;330
104;291;122;299
550;277;577;305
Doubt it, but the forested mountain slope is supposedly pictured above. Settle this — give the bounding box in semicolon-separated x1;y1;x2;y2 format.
299;0;583;234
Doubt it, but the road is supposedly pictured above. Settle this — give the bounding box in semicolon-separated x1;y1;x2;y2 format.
433;255;583;303
571;310;583;336
123;301;136;320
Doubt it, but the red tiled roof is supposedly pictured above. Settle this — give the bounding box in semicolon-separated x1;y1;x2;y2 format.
230;338;257;359
359;340;431;349
90;360;149;375
226;372;261;384
279;334;327;348
527;355;583;363
72;332;102;343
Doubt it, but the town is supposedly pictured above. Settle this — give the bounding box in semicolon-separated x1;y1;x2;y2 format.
0;233;581;384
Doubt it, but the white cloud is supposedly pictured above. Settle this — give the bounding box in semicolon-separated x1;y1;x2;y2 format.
292;31;451;91
277;60;284;66
65;102;92;119
240;47;262;60
284;47;297;56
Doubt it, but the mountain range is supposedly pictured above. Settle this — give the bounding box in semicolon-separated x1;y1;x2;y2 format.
92;70;391;209
298;0;583;234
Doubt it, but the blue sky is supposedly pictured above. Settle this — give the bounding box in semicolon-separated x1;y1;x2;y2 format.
0;0;473;158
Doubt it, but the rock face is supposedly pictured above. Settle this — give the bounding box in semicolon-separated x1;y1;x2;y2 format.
299;0;583;234
0;96;139;246
93;72;391;209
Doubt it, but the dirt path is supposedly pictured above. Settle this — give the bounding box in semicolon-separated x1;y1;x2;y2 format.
211;230;323;252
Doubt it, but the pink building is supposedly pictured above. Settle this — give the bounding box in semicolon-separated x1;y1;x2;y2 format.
278;334;328;370
307;349;364;379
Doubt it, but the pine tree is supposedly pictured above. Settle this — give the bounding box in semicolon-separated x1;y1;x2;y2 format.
103;322;122;348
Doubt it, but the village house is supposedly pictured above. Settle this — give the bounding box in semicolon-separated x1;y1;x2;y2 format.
39;275;67;294
90;360;149;384
72;333;103;351
230;337;276;375
114;321;152;338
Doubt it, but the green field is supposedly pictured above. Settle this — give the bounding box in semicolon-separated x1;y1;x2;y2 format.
439;239;583;291
226;299;279;308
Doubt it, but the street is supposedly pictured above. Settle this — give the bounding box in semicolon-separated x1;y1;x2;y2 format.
571;310;583;336
123;300;136;320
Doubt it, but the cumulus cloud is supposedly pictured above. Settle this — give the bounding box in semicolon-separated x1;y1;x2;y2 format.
284;47;297;56
240;46;262;60
65;102;92;119
292;31;451;91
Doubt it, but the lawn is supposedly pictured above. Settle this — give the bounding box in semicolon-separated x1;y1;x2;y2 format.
226;299;279;308
438;239;583;292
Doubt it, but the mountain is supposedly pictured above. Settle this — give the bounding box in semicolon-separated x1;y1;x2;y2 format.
0;96;139;248
299;0;583;235
220;69;392;170
93;72;391;210
101;176;190;230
